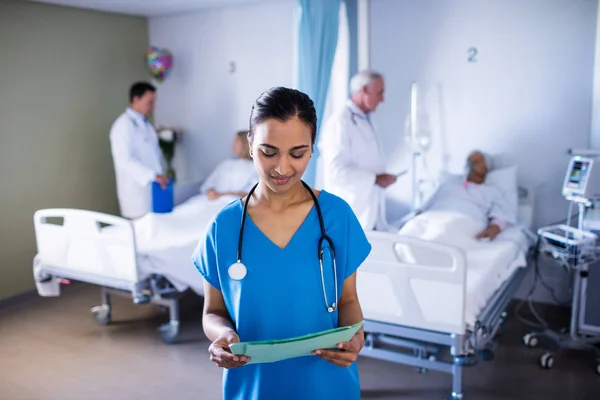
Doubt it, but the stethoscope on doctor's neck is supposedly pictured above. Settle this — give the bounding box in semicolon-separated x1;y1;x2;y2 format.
227;180;340;313
347;105;371;126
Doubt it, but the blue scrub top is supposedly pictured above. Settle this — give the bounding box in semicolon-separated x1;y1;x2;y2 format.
192;190;372;400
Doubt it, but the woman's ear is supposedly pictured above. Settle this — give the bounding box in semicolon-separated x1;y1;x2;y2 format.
247;132;253;157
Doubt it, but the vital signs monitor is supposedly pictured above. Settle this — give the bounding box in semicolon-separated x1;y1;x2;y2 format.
562;156;600;200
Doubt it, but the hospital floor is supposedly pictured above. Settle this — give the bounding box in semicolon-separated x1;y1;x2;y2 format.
1;285;599;400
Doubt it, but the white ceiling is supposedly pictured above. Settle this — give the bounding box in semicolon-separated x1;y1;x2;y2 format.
25;0;274;17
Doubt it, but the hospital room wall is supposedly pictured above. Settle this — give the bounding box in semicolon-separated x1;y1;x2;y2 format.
0;0;149;300
147;0;296;184
368;0;597;303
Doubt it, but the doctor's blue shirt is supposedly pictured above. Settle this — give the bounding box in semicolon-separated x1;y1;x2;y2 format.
191;190;372;400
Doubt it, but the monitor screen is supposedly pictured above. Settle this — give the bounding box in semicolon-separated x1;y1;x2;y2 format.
566;160;590;189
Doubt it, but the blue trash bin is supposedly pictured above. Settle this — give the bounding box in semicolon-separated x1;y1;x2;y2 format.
152;179;174;213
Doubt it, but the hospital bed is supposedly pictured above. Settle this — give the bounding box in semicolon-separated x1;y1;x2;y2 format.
357;185;535;400
33;185;235;344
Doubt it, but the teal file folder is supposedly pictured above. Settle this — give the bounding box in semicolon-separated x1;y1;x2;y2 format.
229;321;364;365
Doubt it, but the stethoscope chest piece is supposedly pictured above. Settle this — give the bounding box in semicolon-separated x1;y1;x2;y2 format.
228;261;247;281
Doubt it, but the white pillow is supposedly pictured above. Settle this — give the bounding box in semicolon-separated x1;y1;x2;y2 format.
485;165;519;221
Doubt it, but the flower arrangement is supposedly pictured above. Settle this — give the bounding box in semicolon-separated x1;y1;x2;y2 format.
156;126;184;181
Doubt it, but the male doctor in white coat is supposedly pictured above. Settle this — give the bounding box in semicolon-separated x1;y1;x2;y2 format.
318;70;397;231
109;82;169;219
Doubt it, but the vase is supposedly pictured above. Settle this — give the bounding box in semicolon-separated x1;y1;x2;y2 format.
166;163;176;182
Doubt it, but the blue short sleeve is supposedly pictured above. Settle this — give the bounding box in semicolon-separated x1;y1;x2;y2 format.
343;203;372;279
191;220;221;290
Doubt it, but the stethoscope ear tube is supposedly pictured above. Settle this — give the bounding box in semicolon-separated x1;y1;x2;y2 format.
237;182;259;262
318;235;336;260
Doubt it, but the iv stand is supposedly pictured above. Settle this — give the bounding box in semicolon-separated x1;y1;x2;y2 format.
410;81;420;209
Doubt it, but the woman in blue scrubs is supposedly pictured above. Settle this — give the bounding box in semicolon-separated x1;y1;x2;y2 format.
191;87;372;400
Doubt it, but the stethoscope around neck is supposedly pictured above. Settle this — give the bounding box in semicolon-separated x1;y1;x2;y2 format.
348;105;370;126
228;180;339;313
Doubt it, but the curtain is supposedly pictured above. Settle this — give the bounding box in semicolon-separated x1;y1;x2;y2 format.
296;0;342;186
315;1;349;189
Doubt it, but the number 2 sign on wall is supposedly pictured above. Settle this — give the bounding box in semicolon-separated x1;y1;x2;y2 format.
468;47;478;62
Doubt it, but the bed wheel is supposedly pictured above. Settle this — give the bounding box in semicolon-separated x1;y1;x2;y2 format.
478;349;495;362
453;354;477;367
540;352;554;369
91;305;111;326
133;294;151;304
159;321;179;344
523;333;539;348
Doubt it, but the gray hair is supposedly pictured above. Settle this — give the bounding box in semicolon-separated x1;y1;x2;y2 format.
349;70;383;95
466;150;493;172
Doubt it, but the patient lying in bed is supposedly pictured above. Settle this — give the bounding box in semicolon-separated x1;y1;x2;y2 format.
402;151;516;247
199;131;258;200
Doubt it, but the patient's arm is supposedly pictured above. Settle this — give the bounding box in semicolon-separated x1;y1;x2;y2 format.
475;210;508;240
476;184;514;239
207;189;248;200
220;190;248;198
488;187;516;226
476;222;502;240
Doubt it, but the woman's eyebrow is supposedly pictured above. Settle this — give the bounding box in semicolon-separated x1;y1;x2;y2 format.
259;144;310;151
290;145;310;151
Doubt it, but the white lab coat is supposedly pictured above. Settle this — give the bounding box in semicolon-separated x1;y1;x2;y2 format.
109;108;164;219
318;100;389;231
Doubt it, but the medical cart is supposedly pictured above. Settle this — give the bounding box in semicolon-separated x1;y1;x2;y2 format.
523;155;600;374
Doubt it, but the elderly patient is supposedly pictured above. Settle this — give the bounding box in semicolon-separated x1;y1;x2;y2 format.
199;131;258;200
406;150;515;243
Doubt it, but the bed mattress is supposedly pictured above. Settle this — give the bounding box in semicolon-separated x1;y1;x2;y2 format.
463;237;526;326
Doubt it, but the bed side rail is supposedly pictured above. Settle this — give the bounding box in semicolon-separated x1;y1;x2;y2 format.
358;231;468;335
33;208;139;285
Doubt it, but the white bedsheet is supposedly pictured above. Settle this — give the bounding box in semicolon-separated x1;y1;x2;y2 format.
397;210;528;326
462;239;525;325
108;194;238;296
